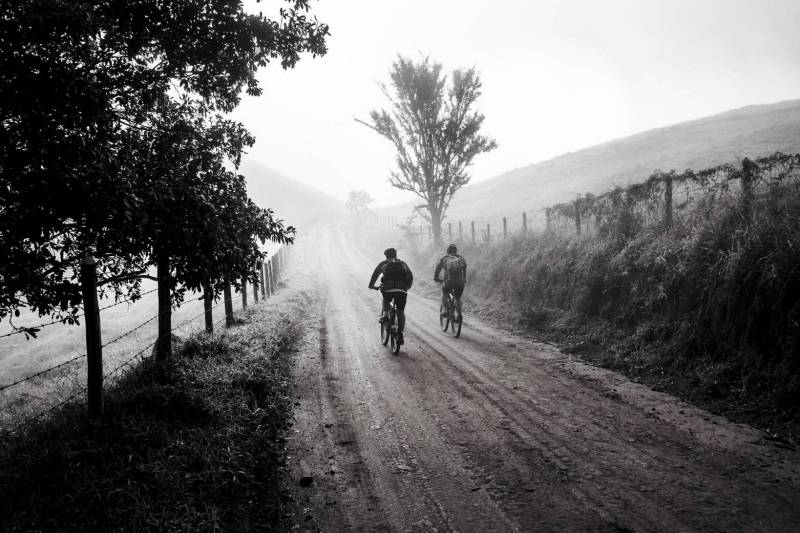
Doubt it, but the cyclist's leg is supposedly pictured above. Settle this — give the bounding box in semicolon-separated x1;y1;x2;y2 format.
452;283;465;320
440;285;449;316
380;290;391;321
394;292;408;333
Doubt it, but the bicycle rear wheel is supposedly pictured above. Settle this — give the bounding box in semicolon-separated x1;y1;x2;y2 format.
440;303;449;332
390;330;400;354
452;311;461;338
380;320;389;346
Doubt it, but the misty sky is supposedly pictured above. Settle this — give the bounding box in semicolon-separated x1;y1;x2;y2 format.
232;0;800;207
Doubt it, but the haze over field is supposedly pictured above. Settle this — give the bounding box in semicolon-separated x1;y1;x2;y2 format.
233;0;800;208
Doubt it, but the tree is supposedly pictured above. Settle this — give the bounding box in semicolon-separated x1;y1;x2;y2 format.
345;190;374;213
0;0;327;327
359;56;496;246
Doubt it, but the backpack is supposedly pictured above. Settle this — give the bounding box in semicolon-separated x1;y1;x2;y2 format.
381;259;407;289
444;255;466;282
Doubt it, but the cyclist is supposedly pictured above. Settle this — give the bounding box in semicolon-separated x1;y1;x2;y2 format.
434;243;467;323
368;247;413;345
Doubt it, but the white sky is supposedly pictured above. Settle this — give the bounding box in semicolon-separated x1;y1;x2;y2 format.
232;0;800;207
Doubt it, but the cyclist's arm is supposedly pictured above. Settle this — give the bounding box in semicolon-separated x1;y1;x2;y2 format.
433;258;444;281
368;261;385;289
404;263;413;289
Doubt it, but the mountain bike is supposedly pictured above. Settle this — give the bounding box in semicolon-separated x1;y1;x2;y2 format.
373;287;401;355
438;283;462;338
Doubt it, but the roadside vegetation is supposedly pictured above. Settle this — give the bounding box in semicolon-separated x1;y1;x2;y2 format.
0;294;308;532
403;154;800;442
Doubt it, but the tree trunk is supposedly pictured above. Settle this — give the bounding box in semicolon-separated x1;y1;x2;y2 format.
429;205;443;248
156;251;172;361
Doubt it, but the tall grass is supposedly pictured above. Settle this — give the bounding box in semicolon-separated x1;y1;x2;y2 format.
419;178;800;433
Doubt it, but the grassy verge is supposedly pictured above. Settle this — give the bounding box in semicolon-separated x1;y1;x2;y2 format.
0;292;308;532
402;180;800;444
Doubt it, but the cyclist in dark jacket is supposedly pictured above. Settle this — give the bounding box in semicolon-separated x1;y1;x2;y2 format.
434;243;466;322
368;247;413;345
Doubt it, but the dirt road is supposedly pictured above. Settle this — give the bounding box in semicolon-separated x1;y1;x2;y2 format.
287;223;800;532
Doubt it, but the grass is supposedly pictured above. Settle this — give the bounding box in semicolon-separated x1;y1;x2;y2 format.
402;176;800;442
0;282;249;433
0;289;307;532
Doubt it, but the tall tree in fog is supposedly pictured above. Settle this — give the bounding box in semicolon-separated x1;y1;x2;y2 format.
360;56;496;246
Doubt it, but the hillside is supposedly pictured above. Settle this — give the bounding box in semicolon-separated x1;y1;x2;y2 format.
240;159;345;232
382;99;800;226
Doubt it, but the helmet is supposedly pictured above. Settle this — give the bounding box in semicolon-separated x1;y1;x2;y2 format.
384;247;397;259
447;243;457;254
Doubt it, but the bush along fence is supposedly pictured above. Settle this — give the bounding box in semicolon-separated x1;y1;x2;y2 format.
382;153;800;244
0;246;290;435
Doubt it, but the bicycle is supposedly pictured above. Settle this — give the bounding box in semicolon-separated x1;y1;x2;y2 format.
437;282;462;338
372;287;401;355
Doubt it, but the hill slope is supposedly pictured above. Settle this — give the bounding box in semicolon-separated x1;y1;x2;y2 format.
240;159;344;232
384;99;800;226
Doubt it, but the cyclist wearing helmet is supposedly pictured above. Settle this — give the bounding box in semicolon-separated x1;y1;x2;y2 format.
434;243;467;323
368;247;414;345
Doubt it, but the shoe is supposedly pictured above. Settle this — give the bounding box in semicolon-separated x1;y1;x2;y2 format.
397;332;404;345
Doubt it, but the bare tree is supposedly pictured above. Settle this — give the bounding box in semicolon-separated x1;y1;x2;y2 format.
358;55;496;246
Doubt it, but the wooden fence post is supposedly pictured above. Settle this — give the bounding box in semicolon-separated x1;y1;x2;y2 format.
80;257;103;419
156;253;172;361
203;281;213;334
741;157;758;220
574;197;582;235
503;217;507;239
265;260;272;297
259;261;266;299
664;174;673;228
253;267;259;303
224;277;233;327
546;208;552;232
459;221;463;240
486;223;491;242
522;212;527;233
241;275;248;309
471;221;475;243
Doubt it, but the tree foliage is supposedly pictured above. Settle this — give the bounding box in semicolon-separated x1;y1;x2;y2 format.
345;190;374;213
362;55;496;245
0;0;326;327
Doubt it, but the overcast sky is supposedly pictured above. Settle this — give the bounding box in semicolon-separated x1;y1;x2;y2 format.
232;0;800;207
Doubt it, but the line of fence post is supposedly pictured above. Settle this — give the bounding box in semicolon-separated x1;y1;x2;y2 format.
80;256;103;419
503;217;507;239
522;212;527;233
260;261;267;299
253;266;259;303
156;253;172;361
203;281;213;334
741;157;757;220
223;277;233;327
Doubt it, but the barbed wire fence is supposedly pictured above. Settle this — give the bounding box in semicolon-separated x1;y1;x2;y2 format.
374;153;800;247
0;246;291;439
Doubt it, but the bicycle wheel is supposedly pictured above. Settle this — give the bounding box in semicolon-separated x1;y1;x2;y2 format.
390;329;400;354
380;319;390;346
440;303;449;332
452;308;462;338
